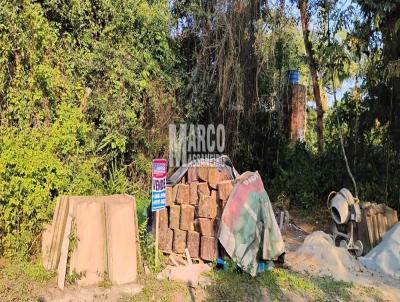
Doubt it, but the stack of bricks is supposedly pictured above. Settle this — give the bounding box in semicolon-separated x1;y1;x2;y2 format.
157;165;234;261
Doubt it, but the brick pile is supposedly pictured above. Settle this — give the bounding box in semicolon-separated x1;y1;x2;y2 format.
157;166;234;261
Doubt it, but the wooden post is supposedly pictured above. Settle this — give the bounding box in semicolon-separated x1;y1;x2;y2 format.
155;210;159;267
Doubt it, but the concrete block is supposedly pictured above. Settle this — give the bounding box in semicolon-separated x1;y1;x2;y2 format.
44;196;70;270
41;223;52;270
57;213;73;290
45;194;139;288
69;200;107;287
105;197;137;285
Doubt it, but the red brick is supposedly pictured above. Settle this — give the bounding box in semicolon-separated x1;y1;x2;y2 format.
217;199;224;217
187;231;200;259
217;180;234;201
176;184;189;204
159;228;173;252
214;218;220;236
200;236;217;261
166;186;174;206
189;181;199;205
187;167;198;183
180;175;187;184
198;166;209;181
221;199;228;209
197;218;217;237
172;185;179;202
198;193;217;219
180;205;195;231
169;205;180;229
210;189;217;202
208;167;230;189
159;208;169;232
173;229;187;254
197;182;210;196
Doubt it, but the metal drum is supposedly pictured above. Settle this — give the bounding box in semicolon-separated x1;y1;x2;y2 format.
286;69;300;84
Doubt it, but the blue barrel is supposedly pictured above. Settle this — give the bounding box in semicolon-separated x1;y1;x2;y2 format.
286;69;299;84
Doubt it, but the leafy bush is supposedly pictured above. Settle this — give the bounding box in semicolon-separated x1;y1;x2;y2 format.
0;105;103;258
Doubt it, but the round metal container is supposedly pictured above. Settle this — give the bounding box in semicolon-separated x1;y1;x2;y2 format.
330;188;354;225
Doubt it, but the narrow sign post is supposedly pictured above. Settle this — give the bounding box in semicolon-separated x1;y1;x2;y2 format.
151;159;167;267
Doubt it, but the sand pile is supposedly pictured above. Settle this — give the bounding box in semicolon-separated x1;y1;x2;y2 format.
285;231;365;281
360;222;400;280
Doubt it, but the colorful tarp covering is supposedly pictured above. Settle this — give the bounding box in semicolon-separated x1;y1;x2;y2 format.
218;171;285;276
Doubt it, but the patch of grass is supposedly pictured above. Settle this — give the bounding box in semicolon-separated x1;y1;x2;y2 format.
1;259;55;283
312;275;353;301
98;278;113;289
258;268;320;300
256;269;281;298
121;274;188;302
207;270;264;301
0;259;55;302
205;267;357;301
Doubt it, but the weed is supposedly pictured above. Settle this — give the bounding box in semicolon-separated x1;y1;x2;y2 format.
65;220;85;285
121;274;188;302
65;270;86;285
98;276;113;289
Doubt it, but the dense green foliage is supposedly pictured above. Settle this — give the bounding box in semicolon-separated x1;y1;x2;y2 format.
0;0;178;258
0;0;399;258
172;0;400;212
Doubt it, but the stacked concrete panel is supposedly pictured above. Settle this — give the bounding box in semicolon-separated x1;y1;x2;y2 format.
357;201;399;255
157;165;234;261
42;195;138;289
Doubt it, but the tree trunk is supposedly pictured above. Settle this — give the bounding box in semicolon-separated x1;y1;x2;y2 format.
298;0;324;152
240;0;259;114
